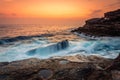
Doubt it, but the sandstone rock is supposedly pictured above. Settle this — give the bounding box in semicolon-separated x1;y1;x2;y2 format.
0;54;120;80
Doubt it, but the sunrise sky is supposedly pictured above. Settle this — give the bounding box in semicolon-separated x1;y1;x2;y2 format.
0;0;120;24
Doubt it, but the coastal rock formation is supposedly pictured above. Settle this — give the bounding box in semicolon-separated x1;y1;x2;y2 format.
0;54;120;80
72;9;120;37
106;54;120;71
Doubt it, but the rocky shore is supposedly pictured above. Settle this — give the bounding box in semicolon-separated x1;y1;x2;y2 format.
0;54;120;80
72;9;120;37
0;9;120;80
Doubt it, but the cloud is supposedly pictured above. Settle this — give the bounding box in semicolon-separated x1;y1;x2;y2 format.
0;13;5;16
107;0;120;7
0;13;6;16
88;9;103;18
11;13;17;16
0;0;13;2
4;0;13;2
0;13;17;17
92;10;102;13
90;9;102;15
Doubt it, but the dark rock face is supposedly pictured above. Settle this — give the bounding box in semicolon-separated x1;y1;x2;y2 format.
106;54;120;71
87;70;112;80
72;9;120;37
54;68;95;80
87;54;120;80
38;69;53;79
105;9;120;21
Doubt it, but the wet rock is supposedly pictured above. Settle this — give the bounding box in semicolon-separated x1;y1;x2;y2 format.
0;62;9;67
0;74;8;80
59;60;69;65
53;67;94;80
38;69;53;79
0;54;119;80
87;70;112;80
83;54;120;80
111;70;120;80
106;54;120;71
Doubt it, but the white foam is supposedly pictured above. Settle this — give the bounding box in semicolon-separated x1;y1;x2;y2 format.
0;37;120;62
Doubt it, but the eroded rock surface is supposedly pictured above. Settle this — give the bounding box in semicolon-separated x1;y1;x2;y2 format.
0;54;119;80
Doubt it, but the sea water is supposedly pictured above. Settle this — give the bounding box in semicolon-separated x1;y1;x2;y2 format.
0;24;120;62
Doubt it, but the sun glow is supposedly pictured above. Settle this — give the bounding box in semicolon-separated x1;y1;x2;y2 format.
18;2;89;18
40;4;76;17
0;0;119;24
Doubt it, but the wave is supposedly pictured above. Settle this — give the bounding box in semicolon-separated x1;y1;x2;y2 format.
26;40;69;56
66;39;120;58
0;37;120;62
0;34;54;45
26;38;120;58
73;32;120;40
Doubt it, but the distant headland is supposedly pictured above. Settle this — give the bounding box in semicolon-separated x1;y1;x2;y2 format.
72;9;120;37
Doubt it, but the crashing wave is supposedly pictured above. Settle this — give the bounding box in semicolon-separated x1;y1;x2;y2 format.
0;34;54;45
26;40;69;56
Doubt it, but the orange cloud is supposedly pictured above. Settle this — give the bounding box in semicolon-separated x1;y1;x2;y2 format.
0;0;119;19
3;0;13;2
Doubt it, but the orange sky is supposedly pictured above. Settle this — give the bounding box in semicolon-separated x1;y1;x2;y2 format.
0;0;120;24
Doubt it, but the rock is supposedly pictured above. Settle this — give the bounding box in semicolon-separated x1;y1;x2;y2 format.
53;67;94;80
0;57;98;80
111;70;120;80
0;54;120;80
87;70;112;80
72;9;120;37
38;69;53;79
87;54;120;80
0;62;9;67
106;54;120;71
59;60;69;65
104;9;120;21
85;18;103;25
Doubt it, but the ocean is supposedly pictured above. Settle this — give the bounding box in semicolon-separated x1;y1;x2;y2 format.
0;24;120;62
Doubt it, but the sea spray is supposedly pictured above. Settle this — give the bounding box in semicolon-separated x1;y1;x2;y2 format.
0;37;120;62
26;40;69;56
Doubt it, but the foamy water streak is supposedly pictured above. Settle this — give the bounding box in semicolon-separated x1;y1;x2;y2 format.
0;24;120;62
0;37;120;62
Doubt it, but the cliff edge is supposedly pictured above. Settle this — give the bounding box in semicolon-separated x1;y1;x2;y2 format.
72;9;120;37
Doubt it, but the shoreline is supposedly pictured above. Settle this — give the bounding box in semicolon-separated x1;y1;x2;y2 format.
72;9;120;37
0;54;119;80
